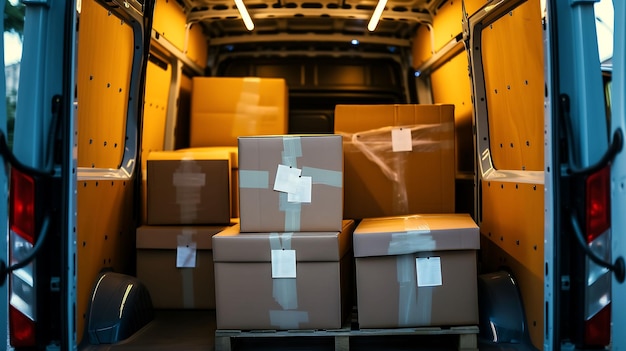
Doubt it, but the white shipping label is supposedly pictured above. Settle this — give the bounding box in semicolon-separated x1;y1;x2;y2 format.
392;128;413;152
273;164;302;194
287;176;312;203
271;249;297;278
176;242;197;268
416;256;442;287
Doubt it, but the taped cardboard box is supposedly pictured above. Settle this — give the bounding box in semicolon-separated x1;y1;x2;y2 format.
334;104;455;220
190;77;288;147
353;213;479;328
238;134;343;232
136;224;235;309
147;150;231;225
212;220;355;330
177;146;240;218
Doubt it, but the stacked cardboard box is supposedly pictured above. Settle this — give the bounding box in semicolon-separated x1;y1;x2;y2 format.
353;213;479;328
213;134;354;330
334;104;455;220
187;76;289;218
137;149;236;309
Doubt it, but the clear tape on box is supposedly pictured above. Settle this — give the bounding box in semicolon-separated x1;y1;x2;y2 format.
338;122;454;214
269;232;310;329
232;77;280;138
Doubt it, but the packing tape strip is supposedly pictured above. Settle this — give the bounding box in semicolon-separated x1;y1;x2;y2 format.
281;136;303;231
239;170;269;188
396;254;418;326
302;166;342;187
173;158;204;223
269;310;310;330
269;233;298;310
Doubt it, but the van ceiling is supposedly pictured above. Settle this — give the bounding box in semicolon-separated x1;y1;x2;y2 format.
180;0;443;44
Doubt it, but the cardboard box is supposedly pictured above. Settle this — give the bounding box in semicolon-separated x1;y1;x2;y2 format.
353;214;479;328
190;77;288;147
146;150;231;225
334;104;455;220
238;135;343;232
212;220;355;330
177;146;240;218
136;224;233;309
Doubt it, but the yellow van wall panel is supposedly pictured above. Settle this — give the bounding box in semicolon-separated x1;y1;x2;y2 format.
481;180;544;349
141;59;171;223
186;22;208;68
481;0;544;171
431;0;485;52
77;0;132;168
431;53;473;174
412;24;433;68
76;180;135;343
153;0;187;52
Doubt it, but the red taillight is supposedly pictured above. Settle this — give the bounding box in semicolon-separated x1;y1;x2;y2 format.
586;166;610;243
10;168;36;244
9;168;38;348
9;305;36;347
585;304;611;347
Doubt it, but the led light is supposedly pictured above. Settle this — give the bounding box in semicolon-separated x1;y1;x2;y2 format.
351;39;359;45
234;0;254;31
367;0;388;31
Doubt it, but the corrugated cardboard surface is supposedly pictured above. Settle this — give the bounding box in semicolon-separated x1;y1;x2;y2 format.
334;104;455;220
213;220;355;262
353;213;478;328
353;213;479;257
136;225;231;309
213;220;355;330
146;151;231;225
190;77;288;147
177;146;240;218
238;135;343;232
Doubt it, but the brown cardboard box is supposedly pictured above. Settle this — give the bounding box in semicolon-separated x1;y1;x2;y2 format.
136;224;233;309
334;104;455;220
190;77;288;147
212;220;355;330
146;150;231;225
238;135;343;232
177;146;240;218
353;214;479;328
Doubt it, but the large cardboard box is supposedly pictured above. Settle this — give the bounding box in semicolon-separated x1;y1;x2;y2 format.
146;150;231;225
136;224;233;309
177;146;240;218
190;77;288;147
212;220;355;330
238;135;343;232
353;214;479;328
334;104;455;220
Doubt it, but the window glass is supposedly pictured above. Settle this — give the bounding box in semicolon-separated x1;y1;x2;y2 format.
4;0;24;148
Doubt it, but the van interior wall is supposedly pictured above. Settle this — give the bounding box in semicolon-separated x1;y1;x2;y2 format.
419;0;545;349
75;0;138;342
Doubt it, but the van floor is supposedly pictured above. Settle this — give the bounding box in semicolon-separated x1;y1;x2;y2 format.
81;309;535;351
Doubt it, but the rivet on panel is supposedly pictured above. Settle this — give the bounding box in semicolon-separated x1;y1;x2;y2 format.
107;83;111;88
95;181;99;187
83;182;87;187
500;184;504;189
111;181;114;186
114;143;118;148
500;143;503;148
91;163;95;168
525;80;529;85
507;85;511;90
516;184;519;189
89;139;93;144
533;321;537;327
119;88;122;93
494;89;498;94
510;143;514;148
488;232;492;237
533;185;537;190
82;241;86;247
526;140;530;146
500;236;504;241
104;235;108;240
516;240;520;246
89;75;94;80
488;182;491;187
104;141;107;147
534;245;538;251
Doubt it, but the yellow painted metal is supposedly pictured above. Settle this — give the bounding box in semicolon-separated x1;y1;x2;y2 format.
186;22;208;68
430;53;473;174
412;24;433;68
481;180;544;349
481;1;544;171
76;180;136;343
140;58;171;223
76;0;133;168
152;0;187;52
431;0;486;52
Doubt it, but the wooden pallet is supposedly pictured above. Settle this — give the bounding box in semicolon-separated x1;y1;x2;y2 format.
215;324;479;351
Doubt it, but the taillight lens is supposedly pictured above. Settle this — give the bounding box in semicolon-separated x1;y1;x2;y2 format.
586;166;610;243
9;168;37;348
583;165;611;347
